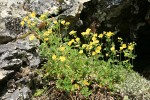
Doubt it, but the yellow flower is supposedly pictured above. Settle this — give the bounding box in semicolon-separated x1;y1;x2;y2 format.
106;31;114;38
75;37;80;42
81;32;86;36
74;84;80;90
110;46;115;51
69;30;76;35
96;46;102;50
31;22;36;27
92;51;96;56
128;45;134;51
103;31;106;34
93;40;99;44
106;53;109;57
89;45;93;50
23;16;29;21
61;20;65;25
95;49;100;53
68;41;73;46
27;20;31;25
122;44;127;48
118;37;122;40
98;34;103;38
59;46;65;51
82;44;87;48
48;29;52;34
92;37;97;41
79;50;83;54
83;80;90;86
44;38;49;41
68;39;75;46
65;22;70;25
93;33;98;37
120;47;123;51
95;46;102;53
39;14;47;20
86;28;91;33
43;31;49;36
52;55;57;60
71;39;75;42
20;21;25;27
29;35;35;41
59;56;66;62
30;12;36;18
53;20;58;24
120;44;126;51
75;45;80;47
89;42;93;46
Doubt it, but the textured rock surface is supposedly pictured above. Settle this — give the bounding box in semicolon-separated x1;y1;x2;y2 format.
1;86;32;100
0;0;39;98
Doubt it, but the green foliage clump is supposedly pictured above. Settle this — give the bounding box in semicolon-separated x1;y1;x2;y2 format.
21;12;137;98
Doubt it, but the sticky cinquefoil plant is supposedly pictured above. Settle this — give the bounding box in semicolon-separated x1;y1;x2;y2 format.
21;12;136;98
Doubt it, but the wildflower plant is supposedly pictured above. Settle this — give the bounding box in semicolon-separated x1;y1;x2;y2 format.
22;12;136;98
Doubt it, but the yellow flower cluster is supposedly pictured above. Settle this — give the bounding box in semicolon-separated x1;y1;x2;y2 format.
128;42;136;51
29;34;35;41
68;39;75;46
39;13;47;20
79;50;83;54
120;44;127;51
75;37;80;42
73;84;80;90
110;46;115;51
20;21;25;27
81;28;91;36
20;12;37;27
59;46;65;51
52;54;57;60
92;33;99;45
44;38;49;41
52;55;66;62
20;16;29;27
106;31;114;38
98;34;103;38
60;20;70;26
43;29;53;41
59;56;66;62
61;20;65;25
95;46;102;53
83;80;90;86
82;44;87;49
29;12;36;18
65;22;70;26
53;20;58;24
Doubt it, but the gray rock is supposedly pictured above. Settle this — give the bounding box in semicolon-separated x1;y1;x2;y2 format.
0;36;40;69
0;70;14;80
0;0;27;44
2;86;32;100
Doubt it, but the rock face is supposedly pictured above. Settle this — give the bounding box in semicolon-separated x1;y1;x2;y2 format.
0;0;40;99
